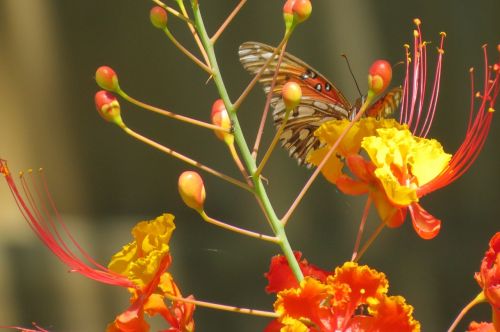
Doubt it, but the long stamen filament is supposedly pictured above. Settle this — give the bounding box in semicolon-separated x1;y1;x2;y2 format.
351;197;372;261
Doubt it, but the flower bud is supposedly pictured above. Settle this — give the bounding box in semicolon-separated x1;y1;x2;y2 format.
95;66;120;92
292;0;312;23
178;171;206;212
283;0;296;30
150;6;168;29
211;99;233;144
367;60;392;96
282;81;302;110
94;90;124;127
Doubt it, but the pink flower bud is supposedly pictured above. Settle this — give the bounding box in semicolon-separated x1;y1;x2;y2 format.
211;99;233;143
292;0;312;23
150;6;168;29
95;66;120;92
367;60;392;95
178;171;206;212
282;81;302;110
94;90;124;127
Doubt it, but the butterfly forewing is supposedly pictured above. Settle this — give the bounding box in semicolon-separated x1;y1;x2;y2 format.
239;42;353;164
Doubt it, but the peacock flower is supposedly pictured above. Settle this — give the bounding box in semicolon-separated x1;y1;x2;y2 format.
0;160;194;332
308;20;499;239
266;262;420;332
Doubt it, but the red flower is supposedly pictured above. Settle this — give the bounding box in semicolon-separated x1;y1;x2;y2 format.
265;251;331;293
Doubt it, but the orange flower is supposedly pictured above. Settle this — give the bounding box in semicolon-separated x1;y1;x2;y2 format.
266;262;420;332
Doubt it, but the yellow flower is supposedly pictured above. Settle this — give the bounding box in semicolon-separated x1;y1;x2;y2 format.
108;213;175;289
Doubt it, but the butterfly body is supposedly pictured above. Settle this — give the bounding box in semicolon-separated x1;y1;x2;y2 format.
239;41;401;164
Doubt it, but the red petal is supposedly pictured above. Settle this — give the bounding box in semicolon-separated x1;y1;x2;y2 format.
345;154;376;183
409;203;441;239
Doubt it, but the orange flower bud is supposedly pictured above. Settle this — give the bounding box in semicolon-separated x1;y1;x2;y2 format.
210;99;233;143
94;90;124;127
292;0;312;23
178;171;206;212
368;60;392;96
283;0;295;31
283;0;312;30
150;6;168;29
282;81;302;110
95;66;120;92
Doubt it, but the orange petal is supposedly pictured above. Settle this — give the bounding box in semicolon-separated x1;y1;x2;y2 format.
409;203;441;239
336;175;369;195
345;154;376;183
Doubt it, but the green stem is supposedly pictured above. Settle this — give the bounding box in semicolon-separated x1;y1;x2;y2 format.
190;1;303;282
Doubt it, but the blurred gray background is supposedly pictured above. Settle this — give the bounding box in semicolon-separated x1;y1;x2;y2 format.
0;1;499;331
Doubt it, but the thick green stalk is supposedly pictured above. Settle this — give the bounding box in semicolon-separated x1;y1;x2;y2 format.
190;1;304;281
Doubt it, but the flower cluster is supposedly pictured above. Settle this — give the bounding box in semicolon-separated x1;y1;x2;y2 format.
265;257;419;332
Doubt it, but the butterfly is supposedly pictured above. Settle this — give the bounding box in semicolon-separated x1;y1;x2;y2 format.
239;41;402;165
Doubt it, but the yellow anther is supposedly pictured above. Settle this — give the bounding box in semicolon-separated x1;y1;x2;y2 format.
413;30;419;38
488;107;495;113
360;288;366;294
469;67;474;73
440;32;447;37
413;18;421;26
403;44;410;49
437;48;445;55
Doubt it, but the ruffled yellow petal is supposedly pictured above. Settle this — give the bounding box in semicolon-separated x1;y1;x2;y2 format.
108;214;175;288
409;138;451;186
314;118;404;157
362;128;450;205
374;166;418;206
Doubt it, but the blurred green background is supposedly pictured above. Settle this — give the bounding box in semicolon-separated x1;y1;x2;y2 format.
0;1;499;331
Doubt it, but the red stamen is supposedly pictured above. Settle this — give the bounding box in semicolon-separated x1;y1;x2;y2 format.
0;160;136;289
418;47;499;196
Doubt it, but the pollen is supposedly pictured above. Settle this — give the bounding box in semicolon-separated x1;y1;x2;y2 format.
439;31;447;37
413;18;421;26
360;288;366;295
488;107;495;113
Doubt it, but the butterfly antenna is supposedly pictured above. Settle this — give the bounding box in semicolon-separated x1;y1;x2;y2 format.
341;53;362;98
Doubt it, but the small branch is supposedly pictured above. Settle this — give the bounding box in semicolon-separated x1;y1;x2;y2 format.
165;293;279;318
211;0;247;44
281;95;375;226
353;221;385;263
122;126;251;192
351;196;372;261
151;0;195;25
252;39;289;160
254;107;292;178
200;211;280;243
227;142;252;186
447;292;486;332
118;89;229;133
175;0;211;66
163;27;213;75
